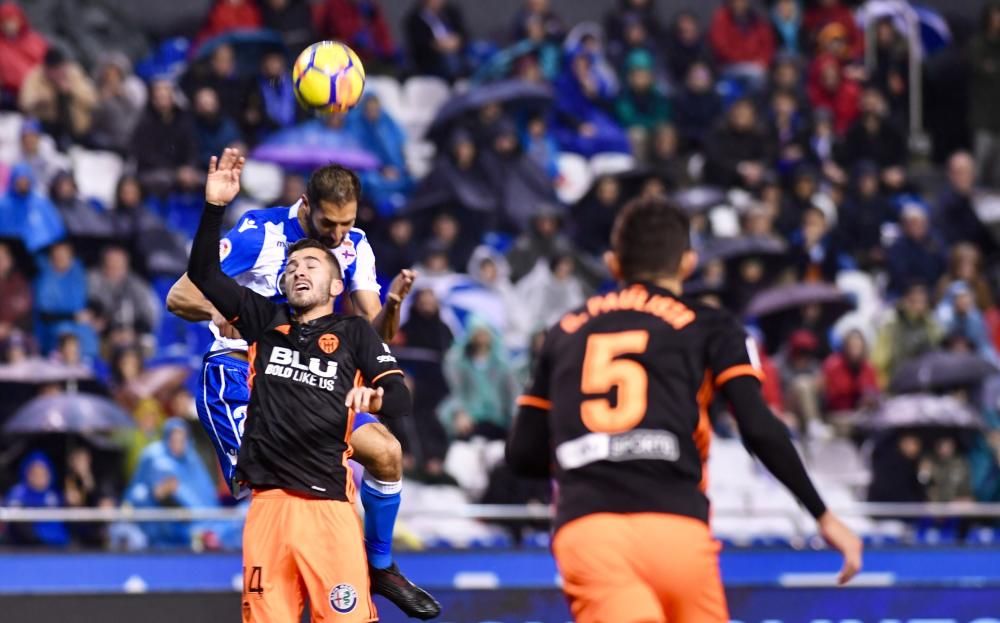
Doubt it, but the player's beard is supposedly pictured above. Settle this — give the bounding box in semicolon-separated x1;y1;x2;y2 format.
287;283;331;313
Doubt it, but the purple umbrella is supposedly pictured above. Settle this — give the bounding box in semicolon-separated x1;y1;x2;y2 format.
251;144;379;172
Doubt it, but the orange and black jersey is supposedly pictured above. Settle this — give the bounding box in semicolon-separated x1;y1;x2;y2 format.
188;202;410;502
507;282;826;530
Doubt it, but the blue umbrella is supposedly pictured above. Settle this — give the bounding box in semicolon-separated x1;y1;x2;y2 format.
426;79;553;140
193;29;286;75
5;394;134;434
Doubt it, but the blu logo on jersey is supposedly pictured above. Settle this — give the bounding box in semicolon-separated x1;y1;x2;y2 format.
268;346;339;378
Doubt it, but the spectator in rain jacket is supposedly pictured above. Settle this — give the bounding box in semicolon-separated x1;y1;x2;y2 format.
196;0;262;47
806;53;860;136
823;329;879;412
4;451;70;546
15;118;66;193
872;282;943;386
440;316;519;440
346;93;412;214
936;281;999;363
242;51;299;145
551;36;630;156
130;78;199;198
709;0;775;86
885;202;946;297
125;418;219;547
18;47;97;150
0;1;48;103
33;241;93;355
316;0;398;70
615;49;670;153
89;52;146;154
0;163;65;253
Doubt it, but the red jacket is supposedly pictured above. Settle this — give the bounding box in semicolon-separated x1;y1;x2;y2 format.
709;6;775;67
803;4;864;60
0;2;47;95
822;352;878;412
314;0;396;62
807;54;860;135
197;0;262;45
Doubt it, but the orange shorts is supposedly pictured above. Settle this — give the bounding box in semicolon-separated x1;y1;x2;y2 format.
242;489;376;623
552;513;728;623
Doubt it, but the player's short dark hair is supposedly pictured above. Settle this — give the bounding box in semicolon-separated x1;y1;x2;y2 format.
611;196;691;282
287;238;342;279
306;165;360;207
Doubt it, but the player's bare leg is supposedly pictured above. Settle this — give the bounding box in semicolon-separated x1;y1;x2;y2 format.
352;421;441;620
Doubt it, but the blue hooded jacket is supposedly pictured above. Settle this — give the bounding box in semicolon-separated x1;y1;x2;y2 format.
125;418;218;546
0;163;66;253
5;451;70;546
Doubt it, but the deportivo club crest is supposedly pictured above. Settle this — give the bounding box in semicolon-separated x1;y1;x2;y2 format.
329;583;357;614
318;333;340;354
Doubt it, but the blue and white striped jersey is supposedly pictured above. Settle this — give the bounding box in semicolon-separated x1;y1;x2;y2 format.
209;200;379;353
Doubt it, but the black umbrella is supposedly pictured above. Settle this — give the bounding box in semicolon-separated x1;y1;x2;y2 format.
744;282;853;319
672;186;727;214
193;29;286;75
426;79;553;140
5;394;134;434
576;166;662;207
890;351;999;394
699;235;788;266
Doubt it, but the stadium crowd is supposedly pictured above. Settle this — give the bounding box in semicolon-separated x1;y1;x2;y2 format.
1;0;1000;549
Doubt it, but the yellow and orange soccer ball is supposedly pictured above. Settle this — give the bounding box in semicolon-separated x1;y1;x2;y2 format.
292;41;366;114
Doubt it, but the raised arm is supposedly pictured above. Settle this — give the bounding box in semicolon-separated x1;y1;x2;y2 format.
367;269;416;341
187;149;248;322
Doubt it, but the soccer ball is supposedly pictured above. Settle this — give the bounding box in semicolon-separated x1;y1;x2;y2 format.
292;41;366;114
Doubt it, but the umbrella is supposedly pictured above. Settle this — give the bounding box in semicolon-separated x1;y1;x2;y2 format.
861;394;984;432
672;186;728;214
890;351;999;395
699;235;788;266
0;358;95;385
122;364;191;405
426;79;553;139
193;29;286;75
5;394;134;434
744;282;853;319
251;143;379;172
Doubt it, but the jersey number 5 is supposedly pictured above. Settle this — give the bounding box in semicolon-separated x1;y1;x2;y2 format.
580;331;649;434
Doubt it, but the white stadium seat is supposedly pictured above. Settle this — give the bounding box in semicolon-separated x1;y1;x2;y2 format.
364;75;404;124
0;112;23;165
555;152;591;204
401;76;451;139
240;159;284;204
403;139;436;180
69;147;123;208
588;152;636;178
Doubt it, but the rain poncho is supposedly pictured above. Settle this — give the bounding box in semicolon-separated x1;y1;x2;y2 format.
440;317;518;437
936;281;999;363
345;94;413;214
0;163;65;253
4;451;69;546
124;418;219;547
33;245;91;354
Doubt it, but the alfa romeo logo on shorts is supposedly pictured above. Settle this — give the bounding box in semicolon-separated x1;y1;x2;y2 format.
318;333;340;354
329;583;357;614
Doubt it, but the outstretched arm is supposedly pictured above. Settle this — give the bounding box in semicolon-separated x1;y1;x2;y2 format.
722;376;863;585
367;269;416;341
166;273;216;322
